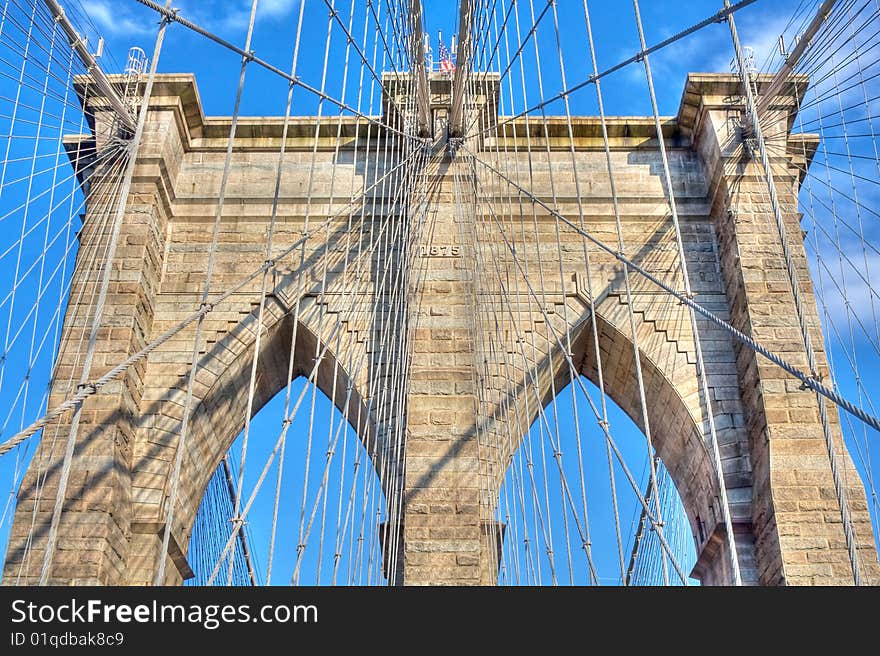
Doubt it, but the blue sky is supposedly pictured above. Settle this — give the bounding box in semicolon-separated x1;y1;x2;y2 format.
73;0;808;116
1;0;878;586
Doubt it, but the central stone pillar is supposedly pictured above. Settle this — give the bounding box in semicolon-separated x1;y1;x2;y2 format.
400;154;499;585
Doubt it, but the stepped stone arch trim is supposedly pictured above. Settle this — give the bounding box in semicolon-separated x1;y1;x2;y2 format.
489;293;749;582
165;313;374;550
127;291;379;584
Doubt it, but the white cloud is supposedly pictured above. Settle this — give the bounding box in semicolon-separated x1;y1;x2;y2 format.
259;0;299;18
706;11;792;74
176;0;300;32
645;7;793;78
609;5;796;101
79;0;300;40
80;0;153;37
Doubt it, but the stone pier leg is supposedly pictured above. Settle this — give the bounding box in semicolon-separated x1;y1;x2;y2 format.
2;115;173;584
692;75;880;585
400;157;501;585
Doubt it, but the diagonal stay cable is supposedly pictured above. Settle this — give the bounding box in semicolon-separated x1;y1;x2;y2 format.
132;0;419;142
462;144;880;436
464;0;761;141
318;0;407;121
0;146;421;460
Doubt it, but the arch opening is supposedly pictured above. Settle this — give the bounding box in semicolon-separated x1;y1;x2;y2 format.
486;305;737;585
141;299;393;586
186;376;389;586
494;376;699;586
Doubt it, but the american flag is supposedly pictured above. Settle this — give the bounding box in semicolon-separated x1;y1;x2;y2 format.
438;40;455;73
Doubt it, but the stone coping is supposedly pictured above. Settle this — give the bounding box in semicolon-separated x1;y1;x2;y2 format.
71;72;814;152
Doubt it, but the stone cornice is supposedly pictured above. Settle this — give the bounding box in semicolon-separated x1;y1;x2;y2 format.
76;74;388;152
74;72;818;155
677;72;811;142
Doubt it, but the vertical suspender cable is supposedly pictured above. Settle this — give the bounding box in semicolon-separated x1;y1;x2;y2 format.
723;0;861;585
156;0;261;586
632;0;742;585
39;0;174;585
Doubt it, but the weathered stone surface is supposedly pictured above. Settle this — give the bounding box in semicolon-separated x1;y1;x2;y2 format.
3;72;877;586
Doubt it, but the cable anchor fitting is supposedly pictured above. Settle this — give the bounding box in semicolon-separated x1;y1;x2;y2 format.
160;8;179;27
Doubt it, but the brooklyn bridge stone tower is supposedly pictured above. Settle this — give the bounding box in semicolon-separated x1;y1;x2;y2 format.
2;3;879;587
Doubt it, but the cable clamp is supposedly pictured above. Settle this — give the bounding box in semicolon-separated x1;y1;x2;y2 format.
160;8;179;26
199;301;213;313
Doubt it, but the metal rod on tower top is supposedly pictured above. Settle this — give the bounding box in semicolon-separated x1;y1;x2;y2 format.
41;0;136;131
755;0;837;115
408;0;432;137
449;0;474;137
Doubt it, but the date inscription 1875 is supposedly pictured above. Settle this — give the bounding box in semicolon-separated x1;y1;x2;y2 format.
419;244;461;257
